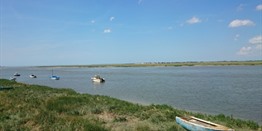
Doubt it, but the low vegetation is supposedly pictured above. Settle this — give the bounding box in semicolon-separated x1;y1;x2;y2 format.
40;60;262;68
0;79;260;130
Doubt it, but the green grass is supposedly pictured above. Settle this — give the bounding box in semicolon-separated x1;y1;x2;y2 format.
0;79;260;130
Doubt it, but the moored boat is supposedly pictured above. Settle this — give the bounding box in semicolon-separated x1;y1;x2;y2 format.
9;77;16;81
176;116;234;131
14;72;20;76
91;75;105;83
50;69;60;80
29;74;37;78
50;76;60;80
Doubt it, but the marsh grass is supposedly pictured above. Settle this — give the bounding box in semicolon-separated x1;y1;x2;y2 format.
44;60;262;68
0;79;260;130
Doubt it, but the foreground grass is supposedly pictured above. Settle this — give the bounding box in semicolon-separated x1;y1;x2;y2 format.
0;79;260;131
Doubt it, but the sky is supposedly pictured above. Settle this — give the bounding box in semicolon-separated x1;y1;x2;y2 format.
1;0;261;66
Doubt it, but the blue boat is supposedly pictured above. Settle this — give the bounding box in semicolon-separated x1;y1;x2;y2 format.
50;69;60;80
50;75;60;80
176;116;234;131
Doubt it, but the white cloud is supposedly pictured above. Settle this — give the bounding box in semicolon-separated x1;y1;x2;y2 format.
186;16;201;24
237;46;252;55
110;16;115;21
237;35;262;56
229;19;255;27
256;4;262;11
104;29;111;33
249;35;262;44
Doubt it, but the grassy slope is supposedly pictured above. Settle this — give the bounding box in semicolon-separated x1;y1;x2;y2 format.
0;79;260;131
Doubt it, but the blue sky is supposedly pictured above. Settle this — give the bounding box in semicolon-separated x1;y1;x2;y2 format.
1;0;261;66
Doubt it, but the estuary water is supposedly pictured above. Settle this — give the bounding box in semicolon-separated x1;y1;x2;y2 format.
0;66;261;124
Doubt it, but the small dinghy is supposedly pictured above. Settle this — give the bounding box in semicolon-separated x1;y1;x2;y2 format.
29;74;37;78
9;77;16;81
176;116;234;131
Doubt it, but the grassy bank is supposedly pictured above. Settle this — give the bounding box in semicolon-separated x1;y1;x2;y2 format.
39;60;262;68
0;79;260;130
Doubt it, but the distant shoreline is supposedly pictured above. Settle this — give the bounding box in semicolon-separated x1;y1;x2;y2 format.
37;60;262;68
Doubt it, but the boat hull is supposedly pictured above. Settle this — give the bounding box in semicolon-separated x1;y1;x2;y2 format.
176;116;234;131
14;72;20;76
9;77;16;81
91;75;105;83
29;75;37;78
50;76;60;80
91;78;105;83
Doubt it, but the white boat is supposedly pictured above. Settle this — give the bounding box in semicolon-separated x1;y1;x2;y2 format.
50;69;60;80
9;77;16;81
91;75;105;83
29;74;37;78
14;72;20;76
176;116;234;131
